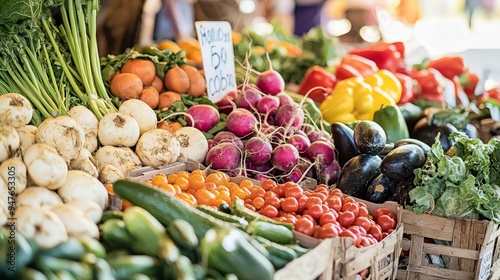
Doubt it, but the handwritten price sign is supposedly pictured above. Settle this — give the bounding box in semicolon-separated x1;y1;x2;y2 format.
195;21;237;103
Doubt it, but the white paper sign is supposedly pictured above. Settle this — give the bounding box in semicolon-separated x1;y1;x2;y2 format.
195;21;237;103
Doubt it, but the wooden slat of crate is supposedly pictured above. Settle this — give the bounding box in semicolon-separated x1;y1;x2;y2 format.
398;209;500;280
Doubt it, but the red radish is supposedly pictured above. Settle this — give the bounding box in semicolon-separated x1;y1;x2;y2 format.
226;108;258;137
276;92;294;106
255;174;272;182
318;160;340;184
213;131;244;151
235;88;262;110
307;140;335;165
307;129;331;142
256;95;280;116
205;142;241;170
282;167;303;183
256;69;285;95
271;144;299;172
215;91;237;115
207;139;216;150
287;134;311;155
185;105;219;132
275;103;304;131
245;159;273;175
294;129;309;139
245;137;273;164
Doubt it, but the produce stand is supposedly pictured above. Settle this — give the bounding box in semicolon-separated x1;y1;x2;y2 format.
396;209;500;280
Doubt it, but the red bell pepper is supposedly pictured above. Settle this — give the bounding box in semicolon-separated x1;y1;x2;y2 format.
459;71;479;99
335;54;378;81
427;56;466;80
348;41;405;73
297;66;336;103
409;68;445;104
394;72;417;105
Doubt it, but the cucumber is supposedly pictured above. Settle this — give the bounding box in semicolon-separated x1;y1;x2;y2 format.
246;220;294;244
167;219;199;250
158;235;181;265
101;210;124;223
40;238;85;261
253;236;297;261
267;253;289;270
77;236;107;259
284;243;310;257
107;255;160;280
218;202;231;214
99;219;134;251
231;198;294;230
196;205;248;228
94;258;115;280
171;255;196;280
113;180;233;239
54;270;76;280
19;268;48;280
33;256;92;280
192;263;206;280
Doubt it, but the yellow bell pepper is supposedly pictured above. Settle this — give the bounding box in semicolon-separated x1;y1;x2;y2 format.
320;71;402;123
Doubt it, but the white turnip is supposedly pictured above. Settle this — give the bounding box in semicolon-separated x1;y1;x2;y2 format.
69;148;98;178
226;108;258;137
213;131;244;151
135;129;180;168
36;116;85;161
68;105;99;153
185;105;219;132
58;170;108;209
16;125;37;156
98;113;140;147
174;127;209;162
119;99;157;135
15;206;68;249
95;146;142;177
16;186;63;209
98;164;125;184
51;204;99;239
0;126;20;162
66;199;103;224
0;157;27;194
24;144;68;190
0;93;33;128
271;144;299;172
244;137;272;164
204;143;241;170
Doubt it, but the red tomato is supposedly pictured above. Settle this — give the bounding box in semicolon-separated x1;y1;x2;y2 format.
341;202;360;217
319;211;337;226
250;188;266;200
329;188;344;197
272;184;285;197
358;236;373;248
260;179;277;191
366;234;378;245
301;214;315;223
307;204;324;221
305;196;323;209
372;208;396;221
297;196;308;214
342;197;356;204
244;203;256;211
264;196;281;209
358;206;369;217
368;224;383;242
260;205;278;218
264;191;278;198
285;213;298;224
387;228;394;234
339;229;358;243
309;192;327;202
313;225;321;238
338;211;356;228
281;197;299;213
318;223;339;239
377;214;396;232
284;185;304;199
278;209;287;217
295;217;315;236
348;225;365;238
325;196;342;212
354;216;372;231
358;268;368;279
244;198;253;205
321;204;331;214
252;197;265;210
382;232;389;239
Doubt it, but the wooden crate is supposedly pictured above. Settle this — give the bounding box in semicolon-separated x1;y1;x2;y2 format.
126;160;334;280
327;199;403;280
396;209;500;280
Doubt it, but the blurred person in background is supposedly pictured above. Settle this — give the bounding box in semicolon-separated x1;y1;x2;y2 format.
293;0;327;36
154;0;196;41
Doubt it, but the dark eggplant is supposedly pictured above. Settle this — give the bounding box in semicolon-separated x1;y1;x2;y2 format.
353;121;387;155
330;122;360;167
380;144;425;181
365;174;399;203
411;117;458;152
394;138;431;155
336;154;382;198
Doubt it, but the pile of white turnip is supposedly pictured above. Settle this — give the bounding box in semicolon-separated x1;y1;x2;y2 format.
196;68;341;185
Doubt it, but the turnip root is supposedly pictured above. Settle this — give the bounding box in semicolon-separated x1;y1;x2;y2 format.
0;93;33;128
275;103;304;131
271;144;299;172
95;146;142;177
174;127;208;162
68;106;99;153
213;131;244;151
17;125;37;156
98;164;125;184
135;129;180;168
16;186;63;209
205;143;241;170
98;113;140;147
24;144;68;190
58;170;108;209
35;116;85;161
69;148;98;178
119;99;157;135
51;204;99;239
226;108;258;137
15;205;68;249
0;126;21;162
0;158;27;194
245;137;272;164
66;199;103;223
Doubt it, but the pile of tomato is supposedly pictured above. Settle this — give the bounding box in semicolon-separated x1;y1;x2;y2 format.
244;180;397;248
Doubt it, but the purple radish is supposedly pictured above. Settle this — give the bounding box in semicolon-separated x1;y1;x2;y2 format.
282;167;303;183
185;104;219;132
226;108;258;137
318;160;341;185
307;140;336;165
213;131;244;151
255;173;272;182
215;91;237;115
256;95;280;116
205;142;241;170
271;144;299;172
287;134;311;155
207;139;216;150
256;68;285;95
245;137;273;164
275;103;304;131
276;92;294;106
307;129;331;142
235;88;262;110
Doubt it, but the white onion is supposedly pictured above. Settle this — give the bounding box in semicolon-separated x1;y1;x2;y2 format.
69;148;98;177
174;126;209;162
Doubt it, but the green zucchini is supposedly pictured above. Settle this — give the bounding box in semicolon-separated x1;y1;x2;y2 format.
170;255;196;280
266;253;289;270
263;243;297;262
196;205;248;228
40;238;85;261
99;219;134;250
107;255;160;279
33;256;92;280
218;202;231;214
231;198;294;230
246;220;294;244
113;180;233;239
167;219;199;250
77;236;107;259
19;268;49;280
100;210;124;223
93;258;115;280
54;270;76;280
284;243;310;257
